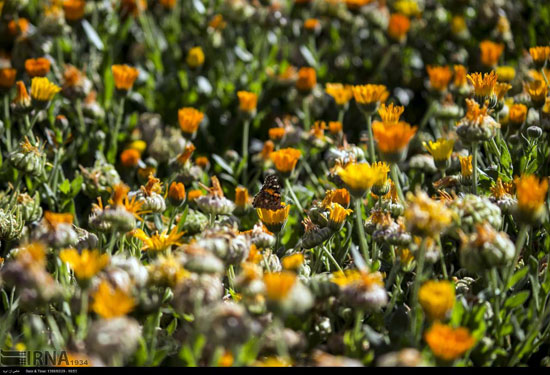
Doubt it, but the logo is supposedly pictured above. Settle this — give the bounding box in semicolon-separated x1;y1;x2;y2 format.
1;350;73;366
252;174;283;210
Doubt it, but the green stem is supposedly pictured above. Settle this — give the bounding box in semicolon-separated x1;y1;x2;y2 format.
472;142;479;195
353;198;370;265
390;163;406;202
3;94;12;152
77;290;89;340
322;245;343;272
504;224;529;288
411;237;427;345
241;119;250;186
365;113;376;163
303;97;311;131
284;178;304;218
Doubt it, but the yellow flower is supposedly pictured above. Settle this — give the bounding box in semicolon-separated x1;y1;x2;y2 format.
371;161;390;188
479;40;504;67
30;77;61;102
427;65;453;92
495;66;515;82
327;203;353;226
424;322;476;362
514;175;548;217
378;103;404;123
325;83;353;106
270;148;301;173
529;46;550;66
352;84;389;107
186;46;205;68
509;103;527;126
234;186;250;208
450;15;467;35
237;91;258;113
147;254;190;287
459;155;472;178
16;242;47;267
490;178;514;200
419;280;455;320
388;13;410;42
525;80;548;107
331;269;384;290
494;82;512;101
132;226;184;252
322;188;350;208
372;121;417;161
467;71;498;98
453;65;467;87
394;0;421;17
404;190;453;236
59;249;109;281
91;280;135;319
337;162;377;196
282;253;305;271
424;138;454;161
263;271;297;301
178;107;204;135
111;64;139;91
257;204;291;233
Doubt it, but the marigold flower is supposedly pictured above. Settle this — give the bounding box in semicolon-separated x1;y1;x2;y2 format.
418;280;455;320
427;65;453;92
529;46;550;67
304;18;321;32
270;148;301;174
494;82;512;101
327;203;353;230
234;186;250;208
44;211;74;230
388;13;410;42
269;127;286;141
63;0;86;21
424;138;454;162
260;140;274;161
322;188;350;208
338;162;379;197
328;121;343;134
257;204;290;233
296;67;317;92
453;65;468;88
372;121;417;162
459;155;472;178
0;68;16;90
195;156;209;168
514;174;548;223
120;148;141;167
326;83;353;106
178;107;204;135
467;71;498;98
147;254;190;287
30;77;61;104
16;242;47;267
352;84;389;112
378;103;405;123
282;253;305;271
111;64;139;91
451;15;467;35
132;226;184;252
525;80;548;108
479;40;504;67
209;14;226;30
263;271;297;301
91;280;135;319
237;91;258;113
8;18;30;36
12;81;31;110
187;189;204;201
495;66;515;83
59;248;109;281
509;103;527;127
186;47;205;68
404;190;453;236
424;323;475;362
168;182;186;205
25;58;51;78
331;269;384;290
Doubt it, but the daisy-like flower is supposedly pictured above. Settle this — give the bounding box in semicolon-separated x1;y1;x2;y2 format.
456;99;499;143
296;67;317;93
453;65;468;88
237;91;258;115
479;40;504;67
268;127;285;141
325;83;353;107
459;155;473;183
257;203;291;233
12;81;31;114
525;80;548;108
331;269;388;311
270;148;301;176
378;103;404;123
337;162;378;197
327;203;353;231
132;226;184;252
322;188;351;208
263;271;297;301
25;58;51;78
91;280;136;319
495;66;516;83
494;82;512;102
63;0;86;21
404;190;454;237
427;65;453;92
418;280;455;320
120;148;141;168
111;64;139;91
424;323;475;362
281;253;305;271
371;161;391;195
508;103;527;130
352;84;389;114
0;68;16;90
234;186;250;209
186;46;205;68
372;120;417;163
59;248;109;282
467;71;498;106
513;174;548;224
388;13;410;42
31;77;61;108
178;107;204;136
529;46;550;68
424;138;454;171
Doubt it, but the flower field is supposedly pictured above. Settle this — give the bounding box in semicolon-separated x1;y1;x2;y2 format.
2;0;550;367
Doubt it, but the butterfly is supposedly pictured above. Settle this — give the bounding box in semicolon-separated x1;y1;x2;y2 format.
252;174;283;210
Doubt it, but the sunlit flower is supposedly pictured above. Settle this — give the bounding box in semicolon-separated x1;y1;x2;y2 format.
427;65;453;92
12;81;31;112
479;40;504;67
178;107;204;135
8;18;30;36
525;80;548;108
495;66;515;83
513;174;548;224
453;65;468;88
237;91;258;114
467;71;498;100
168;182;186;205
296;67;317;92
418;280;455;320
378;103;404;123
282;253;305;271
91;280;135;319
63;0;86;21
59;248;109;281
372;120;417;163
459;155;472;178
263;271;297;301
187;189;204;201
530;46;550;67
509;103;527;128
404;190;453;236
25;58;51;78
30;77;61;104
44;211;74;230
337;162;378;197
175;143;196;166
111;64;139;91
0;68;16;90
269;127;286;141
120;148;141;168
424;323;475;362
322;188;351;208
494;82;512;101
186;47;205;68
208;14;227;30
132;226;184;252
326;83;353;106
147;254;190;287
388;13;410;42
327;203;353;230
424;138;454;162
304;18;321;32
270;148;301;174
257;204;291;233
352;84;389;113
328;121;343;135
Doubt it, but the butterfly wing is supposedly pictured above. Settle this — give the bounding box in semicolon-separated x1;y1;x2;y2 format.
252;175;283;210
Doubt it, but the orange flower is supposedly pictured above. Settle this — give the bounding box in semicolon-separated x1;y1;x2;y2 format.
296;67;317;92
260;140;274;161
120;148;140;167
168;182;186;204
8;18;30;36
515;174;548;217
237;91;258;113
425;323;475;362
63;65;84;88
526;80;548;107
388;14;410;42
25;58;51;78
270;148;301;173
12;81;31;108
427;65;453;92
325;83;353;106
178;107;204;135
328;121;343;134
187;189;204;201
209;14;227;30
269;127;285;141
43;211;74;230
63;0;86;21
467;71;498;98
263;272;297;301
529;46;550;66
195;156;209;168
378;103;404;123
372;121;417;156
111;64;139;91
352;84;389;108
176;143;196;166
0;68;17;90
304;18;320;32
234;186;250;208
509;104;527;126
479;40;504;67
453;65;468;87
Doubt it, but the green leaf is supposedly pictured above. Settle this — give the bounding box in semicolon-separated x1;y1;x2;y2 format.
507;266;529;290
59;179;71;195
212;154;234;174
504;290;530;308
70;175;83;197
